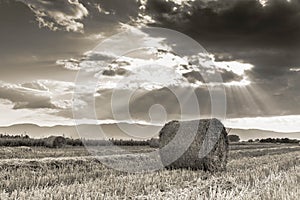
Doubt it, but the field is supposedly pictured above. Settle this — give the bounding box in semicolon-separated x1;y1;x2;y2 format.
0;143;299;200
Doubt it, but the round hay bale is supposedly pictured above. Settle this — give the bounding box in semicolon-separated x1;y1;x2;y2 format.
16;146;33;152
159;118;229;172
44;136;66;148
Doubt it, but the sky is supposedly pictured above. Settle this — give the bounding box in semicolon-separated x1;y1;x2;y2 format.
0;0;300;133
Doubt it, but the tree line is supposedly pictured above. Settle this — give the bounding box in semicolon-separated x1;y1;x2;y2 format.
0;134;159;147
0;133;298;148
248;138;300;144
229;135;299;144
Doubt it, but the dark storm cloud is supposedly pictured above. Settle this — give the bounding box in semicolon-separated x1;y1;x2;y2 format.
140;0;300;115
144;0;300;77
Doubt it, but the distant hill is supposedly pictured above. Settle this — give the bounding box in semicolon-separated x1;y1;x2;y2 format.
229;129;300;141
0;123;162;140
0;123;299;141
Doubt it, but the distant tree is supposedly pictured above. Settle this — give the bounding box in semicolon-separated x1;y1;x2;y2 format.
228;135;240;142
248;139;254;143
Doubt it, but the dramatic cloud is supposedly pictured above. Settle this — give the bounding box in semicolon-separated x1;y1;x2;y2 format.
59;25;255;89
143;0;300;77
0;80;74;110
1;0;300;128
133;0;300;118
56;58;80;70
59;32;253;88
213;57;254;85
0;81;54;109
290;68;300;72
18;0;89;32
0;99;73;127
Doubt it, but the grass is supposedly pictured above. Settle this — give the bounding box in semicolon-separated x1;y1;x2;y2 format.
0;143;299;199
0;146;156;159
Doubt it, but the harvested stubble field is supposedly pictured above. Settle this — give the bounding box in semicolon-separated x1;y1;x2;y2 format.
0;143;299;200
